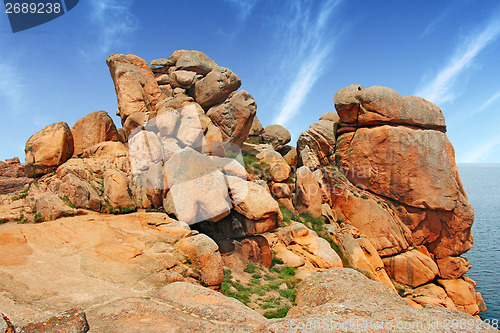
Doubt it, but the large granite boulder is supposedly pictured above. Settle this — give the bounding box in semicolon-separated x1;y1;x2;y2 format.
295;166;322;218
207;91;257;146
261;268;496;333
334;84;446;130
175;50;218;75
24;122;74;178
261;124;291;151
296;113;337;170
382;249;439;288
334;85;474;259
71;111;118;156
106;53;165;125
193;67;241;109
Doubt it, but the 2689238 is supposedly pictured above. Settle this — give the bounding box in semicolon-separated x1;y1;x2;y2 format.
5;2;62;14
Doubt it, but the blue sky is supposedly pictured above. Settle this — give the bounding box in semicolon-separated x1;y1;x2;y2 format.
1;0;500;163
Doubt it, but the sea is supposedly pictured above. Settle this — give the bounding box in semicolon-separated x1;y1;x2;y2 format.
458;163;500;321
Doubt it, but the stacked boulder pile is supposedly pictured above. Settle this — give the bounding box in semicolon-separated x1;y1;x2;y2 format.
294;84;484;316
0;50;491;331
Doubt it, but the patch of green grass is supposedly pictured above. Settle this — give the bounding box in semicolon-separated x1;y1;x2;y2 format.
221;282;231;293
250;278;261;286
0;218;8;224
268;280;282;290
243;154;257;166
105;201;136;215
34;213;44;223
263;306;291;319
272;258;284;266
279;267;297;279
279;205;299;225
185;257;192;264
221;262;302;311
278;289;297;303
258;297;281;309
299;212;325;233
361;194;369;200
244;262;259;274
118;206;136;214
223;268;233;280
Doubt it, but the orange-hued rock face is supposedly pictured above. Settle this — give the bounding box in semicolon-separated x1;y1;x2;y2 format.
335;126;464;211
333;85;474;259
295;166;322;218
24;122;74;178
206;90;257;146
383;249;439;288
319;166;412;257
334;85;446;130
297;115;337;171
71;111;118;156
106;53;165;125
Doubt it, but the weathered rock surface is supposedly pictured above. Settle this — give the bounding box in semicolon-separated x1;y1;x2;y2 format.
106;53;165;125
279;145;297;167
175;50;218;75
18;308;89;333
436;256;471;279
193;67;241;109
71;111;118;156
332;230;395;291
261;124;291;151
24;122;74;178
163;148;232;224
295;166;322;218
408;283;456;310
248;115;264;141
297;114;337;170
260;268;496;333
382;249;439;288
88;282;267;333
207;90;257;146
438;278;480;315
0;158;30;195
321;166;413;257
334;85;473;259
169;70;196;89
334;84;446;130
0;213;224;326
226;175;282;235
263;223;342;276
253;144;291;182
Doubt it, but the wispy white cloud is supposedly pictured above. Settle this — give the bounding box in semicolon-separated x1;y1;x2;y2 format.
416;16;500;105
420;9;451;39
463;134;500;163
481;90;500;110
81;0;137;59
273;0;340;126
223;0;257;21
